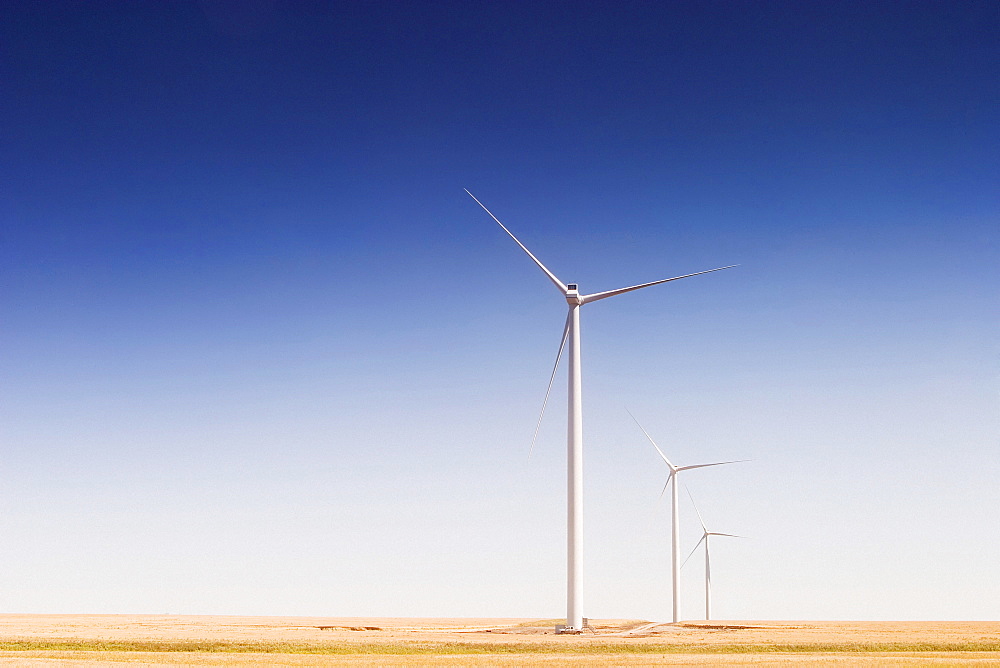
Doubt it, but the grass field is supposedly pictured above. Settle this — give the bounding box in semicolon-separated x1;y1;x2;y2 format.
0;615;997;665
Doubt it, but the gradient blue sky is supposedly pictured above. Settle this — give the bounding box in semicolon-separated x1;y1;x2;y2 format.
2;1;997;620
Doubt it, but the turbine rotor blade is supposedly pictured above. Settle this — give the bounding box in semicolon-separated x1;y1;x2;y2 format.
681;534;706;569
676;459;749;472
625;409;675;469
659;470;674;499
580;265;737;305
684;484;708;533
708;532;742;538
528;311;572;460
465;190;568;294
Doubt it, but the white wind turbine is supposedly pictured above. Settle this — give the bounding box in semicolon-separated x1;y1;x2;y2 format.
467;190;735;633
627;409;744;623
682;486;741;621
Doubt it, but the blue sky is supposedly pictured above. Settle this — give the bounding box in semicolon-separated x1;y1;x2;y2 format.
2;1;997;620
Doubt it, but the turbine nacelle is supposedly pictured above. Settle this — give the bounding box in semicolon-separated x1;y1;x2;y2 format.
565;283;581;305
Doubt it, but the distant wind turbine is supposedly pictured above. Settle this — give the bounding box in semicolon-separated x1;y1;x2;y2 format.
627;409;745;623
682;486;741;621
467;189;735;633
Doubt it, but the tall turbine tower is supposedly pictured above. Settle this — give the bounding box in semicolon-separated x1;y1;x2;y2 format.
628;410;744;623
468;190;734;632
683;487;741;621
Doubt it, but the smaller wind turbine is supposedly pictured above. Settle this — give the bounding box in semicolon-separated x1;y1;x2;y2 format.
627;409;745;623
682;486;741;621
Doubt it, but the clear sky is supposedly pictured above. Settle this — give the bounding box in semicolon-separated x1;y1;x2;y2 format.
2;1;997;621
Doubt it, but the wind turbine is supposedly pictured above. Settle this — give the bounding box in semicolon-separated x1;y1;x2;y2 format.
627;409;744;623
682;486;741;621
467;190;735;633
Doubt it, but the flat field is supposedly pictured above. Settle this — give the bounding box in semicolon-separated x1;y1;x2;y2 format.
0;615;998;666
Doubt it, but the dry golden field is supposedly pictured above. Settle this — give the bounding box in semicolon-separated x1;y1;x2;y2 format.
0;615;998;666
